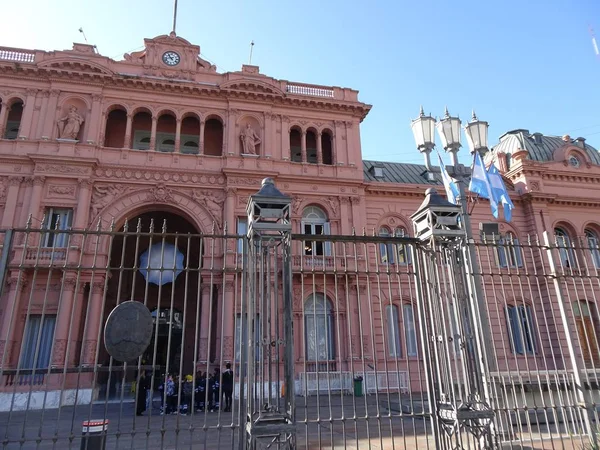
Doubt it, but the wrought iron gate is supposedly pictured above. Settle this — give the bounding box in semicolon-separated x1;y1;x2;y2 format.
0;185;599;449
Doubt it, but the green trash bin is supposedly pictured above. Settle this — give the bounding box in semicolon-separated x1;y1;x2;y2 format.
353;377;363;397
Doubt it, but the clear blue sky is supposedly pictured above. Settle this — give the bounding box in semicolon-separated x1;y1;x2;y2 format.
2;0;599;166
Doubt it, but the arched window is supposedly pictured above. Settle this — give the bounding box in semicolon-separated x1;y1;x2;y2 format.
505;304;535;355
304;294;334;361
306;130;317;164
573;300;600;365
302;206;330;256
403;304;418;357
322;131;333;165
181;141;199;154
585;229;600;269
554;228;576;268
379;227;411;265
290;128;302;162
159;138;175;152
4;101;23;140
386;304;418;358
497;232;523;268
386;305;401;357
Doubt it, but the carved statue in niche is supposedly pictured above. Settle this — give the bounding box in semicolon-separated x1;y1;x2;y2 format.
240;123;261;155
57;105;84;140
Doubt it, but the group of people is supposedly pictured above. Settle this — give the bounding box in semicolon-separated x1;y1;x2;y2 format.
135;363;234;416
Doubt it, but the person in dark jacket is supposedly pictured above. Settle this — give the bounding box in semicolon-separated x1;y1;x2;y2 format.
136;372;149;416
221;363;234;412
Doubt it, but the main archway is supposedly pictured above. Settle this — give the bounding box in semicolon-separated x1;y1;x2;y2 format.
98;209;206;400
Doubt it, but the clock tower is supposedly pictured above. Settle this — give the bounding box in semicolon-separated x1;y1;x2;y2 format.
122;32;216;74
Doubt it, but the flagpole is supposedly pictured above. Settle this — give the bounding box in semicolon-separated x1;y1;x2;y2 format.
451;158;497;374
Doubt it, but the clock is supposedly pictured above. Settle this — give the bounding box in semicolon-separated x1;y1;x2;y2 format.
162;51;180;66
568;155;581;168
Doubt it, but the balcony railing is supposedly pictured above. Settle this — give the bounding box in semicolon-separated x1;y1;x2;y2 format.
0;48;35;63
286;83;334;98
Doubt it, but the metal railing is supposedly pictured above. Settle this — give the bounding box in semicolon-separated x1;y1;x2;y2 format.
0;223;598;448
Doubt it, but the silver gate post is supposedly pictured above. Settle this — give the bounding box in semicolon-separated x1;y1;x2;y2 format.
244;178;295;449
412;188;495;449
543;231;598;448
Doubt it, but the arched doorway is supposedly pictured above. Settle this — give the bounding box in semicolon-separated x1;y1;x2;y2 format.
99;210;205;399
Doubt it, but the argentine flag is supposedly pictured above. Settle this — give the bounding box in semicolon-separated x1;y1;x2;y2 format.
437;152;459;204
469;152;498;218
487;163;514;222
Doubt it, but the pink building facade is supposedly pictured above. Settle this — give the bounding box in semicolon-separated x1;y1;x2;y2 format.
0;33;599;406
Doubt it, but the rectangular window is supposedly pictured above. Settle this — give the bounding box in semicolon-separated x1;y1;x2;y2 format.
403;304;418;357
237;218;248;254
234;313;260;362
43;208;73;248
20;315;56;384
497;237;523;268
302;222;331;256
386;305;401;358
506;305;536;355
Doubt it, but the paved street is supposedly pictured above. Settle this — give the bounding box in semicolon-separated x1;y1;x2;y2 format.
0;395;589;449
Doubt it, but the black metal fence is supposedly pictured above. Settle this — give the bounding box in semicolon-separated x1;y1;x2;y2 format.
0;224;599;449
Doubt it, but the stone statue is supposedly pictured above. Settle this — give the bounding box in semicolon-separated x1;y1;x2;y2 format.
57;105;84;140
240;123;261;155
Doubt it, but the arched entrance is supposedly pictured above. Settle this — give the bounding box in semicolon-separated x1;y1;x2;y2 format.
98;210;205;399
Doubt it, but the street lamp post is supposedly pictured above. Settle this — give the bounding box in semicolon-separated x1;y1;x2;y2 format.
411;108;497;447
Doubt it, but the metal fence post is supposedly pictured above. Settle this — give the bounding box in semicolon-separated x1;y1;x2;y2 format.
411;188;495;449
244;178;295;449
543;231;598;448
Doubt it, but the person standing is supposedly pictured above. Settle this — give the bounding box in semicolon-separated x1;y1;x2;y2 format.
222;363;234;412
136;372;149;416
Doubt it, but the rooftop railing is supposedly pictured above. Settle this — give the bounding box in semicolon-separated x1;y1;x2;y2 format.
0;48;35;63
286;83;334;98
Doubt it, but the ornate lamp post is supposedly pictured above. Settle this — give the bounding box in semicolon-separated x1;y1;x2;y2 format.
242;178;295;450
410;108;496;449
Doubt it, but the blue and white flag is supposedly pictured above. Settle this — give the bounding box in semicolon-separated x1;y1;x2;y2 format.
437;152;459;204
487;163;514;222
469;152;498;218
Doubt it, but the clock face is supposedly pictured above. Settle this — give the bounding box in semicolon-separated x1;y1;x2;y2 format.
569;155;581;168
162;51;180;66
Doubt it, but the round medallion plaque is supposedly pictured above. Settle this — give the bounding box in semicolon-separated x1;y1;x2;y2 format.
104;301;153;362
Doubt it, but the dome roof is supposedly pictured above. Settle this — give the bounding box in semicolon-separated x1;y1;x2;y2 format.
486;129;600;165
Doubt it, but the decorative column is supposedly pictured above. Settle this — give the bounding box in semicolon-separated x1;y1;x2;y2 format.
51;274;78;366
281;116;289;160
316;132;323;164
67;283;87;365
333;120;344;165
17;177;33;227
28;176;46;226
199;119;205;154
224;187;236;233
263;112;270;158
199;284;212;363
0;177;22;229
41;90;60;140
17;89;38;139
0;102;8;138
149;115;158;150
74;179;93;230
34;91;50;140
123;113;133;149
339;197;352;235
0;276;27;367
174;118;182;153
349;196;363;233
87;94;102;144
82;279;106;365
301;131;307;162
